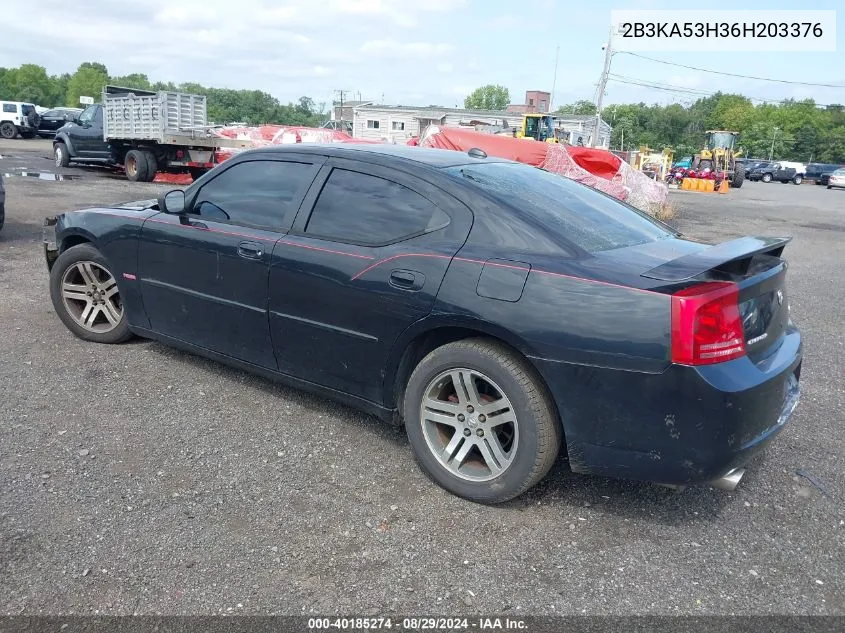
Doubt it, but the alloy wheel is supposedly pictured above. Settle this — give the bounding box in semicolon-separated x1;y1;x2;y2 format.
420;368;519;482
60;261;123;333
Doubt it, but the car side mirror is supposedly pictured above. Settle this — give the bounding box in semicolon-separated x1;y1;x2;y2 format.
160;190;186;214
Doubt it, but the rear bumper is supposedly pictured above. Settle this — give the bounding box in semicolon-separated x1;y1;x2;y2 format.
531;326;802;486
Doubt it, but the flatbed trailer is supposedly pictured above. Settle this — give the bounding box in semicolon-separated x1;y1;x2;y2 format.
53;85;252;181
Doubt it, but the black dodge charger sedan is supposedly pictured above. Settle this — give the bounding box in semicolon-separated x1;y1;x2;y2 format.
43;145;802;503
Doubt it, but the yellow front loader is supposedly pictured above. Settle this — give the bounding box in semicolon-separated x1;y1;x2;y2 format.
691;131;745;188
515;113;559;143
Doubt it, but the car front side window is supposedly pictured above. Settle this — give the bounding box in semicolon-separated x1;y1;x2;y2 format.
190;159;317;232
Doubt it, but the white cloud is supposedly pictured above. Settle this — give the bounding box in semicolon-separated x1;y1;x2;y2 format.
666;74;703;89
360;39;455;58
437;63;454;73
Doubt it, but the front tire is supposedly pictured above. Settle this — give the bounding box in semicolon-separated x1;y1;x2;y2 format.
793;175;803;185
54;142;70;167
49;243;132;344
404;338;561;504
730;167;745;189
762;173;773;183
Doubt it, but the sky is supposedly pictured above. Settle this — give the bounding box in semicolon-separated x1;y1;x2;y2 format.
1;0;843;110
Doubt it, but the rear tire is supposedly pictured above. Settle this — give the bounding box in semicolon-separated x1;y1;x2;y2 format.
124;150;149;182
762;173;772;183
0;203;5;232
0;122;17;139
403;338;562;504
49;243;132;344
143;151;158;181
793;175;803;185
54;142;70;167
828;185;833;189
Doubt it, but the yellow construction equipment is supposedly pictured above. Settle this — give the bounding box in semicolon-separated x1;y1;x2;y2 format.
691;130;745;188
633;146;674;180
515;113;559;143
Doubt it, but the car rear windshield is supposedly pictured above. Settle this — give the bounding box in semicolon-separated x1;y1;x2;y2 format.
444;162;674;253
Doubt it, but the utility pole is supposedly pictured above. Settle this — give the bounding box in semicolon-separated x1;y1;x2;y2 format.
769;127;779;160
334;89;349;128
550;45;560;111
592;29;613;147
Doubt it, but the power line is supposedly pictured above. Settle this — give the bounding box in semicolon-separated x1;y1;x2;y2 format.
618;51;845;88
608;74;840;107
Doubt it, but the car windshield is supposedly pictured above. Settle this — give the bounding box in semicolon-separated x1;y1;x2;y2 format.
834;169;845;176
445;162;675;253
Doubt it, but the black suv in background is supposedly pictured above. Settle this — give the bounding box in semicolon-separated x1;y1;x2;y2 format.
748;163;803;184
37;108;82;138
743;160;772;178
805;163;843;184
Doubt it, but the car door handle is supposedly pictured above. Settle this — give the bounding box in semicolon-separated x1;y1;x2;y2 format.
237;241;264;259
389;269;425;291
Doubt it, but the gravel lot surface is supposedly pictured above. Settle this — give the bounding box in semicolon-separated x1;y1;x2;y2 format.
1;139;843;615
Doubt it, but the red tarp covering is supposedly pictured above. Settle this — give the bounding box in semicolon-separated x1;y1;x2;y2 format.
565;145;622;180
418;126;667;213
211;124;381;164
420;126;549;166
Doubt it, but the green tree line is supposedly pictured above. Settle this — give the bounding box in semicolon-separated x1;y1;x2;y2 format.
0;62;327;127
555;94;845;163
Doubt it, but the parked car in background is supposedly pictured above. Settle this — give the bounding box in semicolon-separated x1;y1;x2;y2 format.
42;144;803;502
827;168;845;189
37;108;82;138
0;101;40;139
749;163;803;184
743;160;772;178
805;163;844;184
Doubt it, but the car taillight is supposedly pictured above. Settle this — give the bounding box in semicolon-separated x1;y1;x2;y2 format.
671;281;746;365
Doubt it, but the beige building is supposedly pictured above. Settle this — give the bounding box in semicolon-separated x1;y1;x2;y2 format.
352;104;612;148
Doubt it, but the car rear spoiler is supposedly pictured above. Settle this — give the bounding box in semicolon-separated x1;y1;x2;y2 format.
641;236;792;282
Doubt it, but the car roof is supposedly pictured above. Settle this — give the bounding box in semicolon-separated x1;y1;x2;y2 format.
242;143;514;169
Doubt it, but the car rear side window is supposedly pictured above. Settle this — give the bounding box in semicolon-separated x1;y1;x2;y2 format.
445;162;673;253
305;168;449;245
191;159;317;231
2;104;16;113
